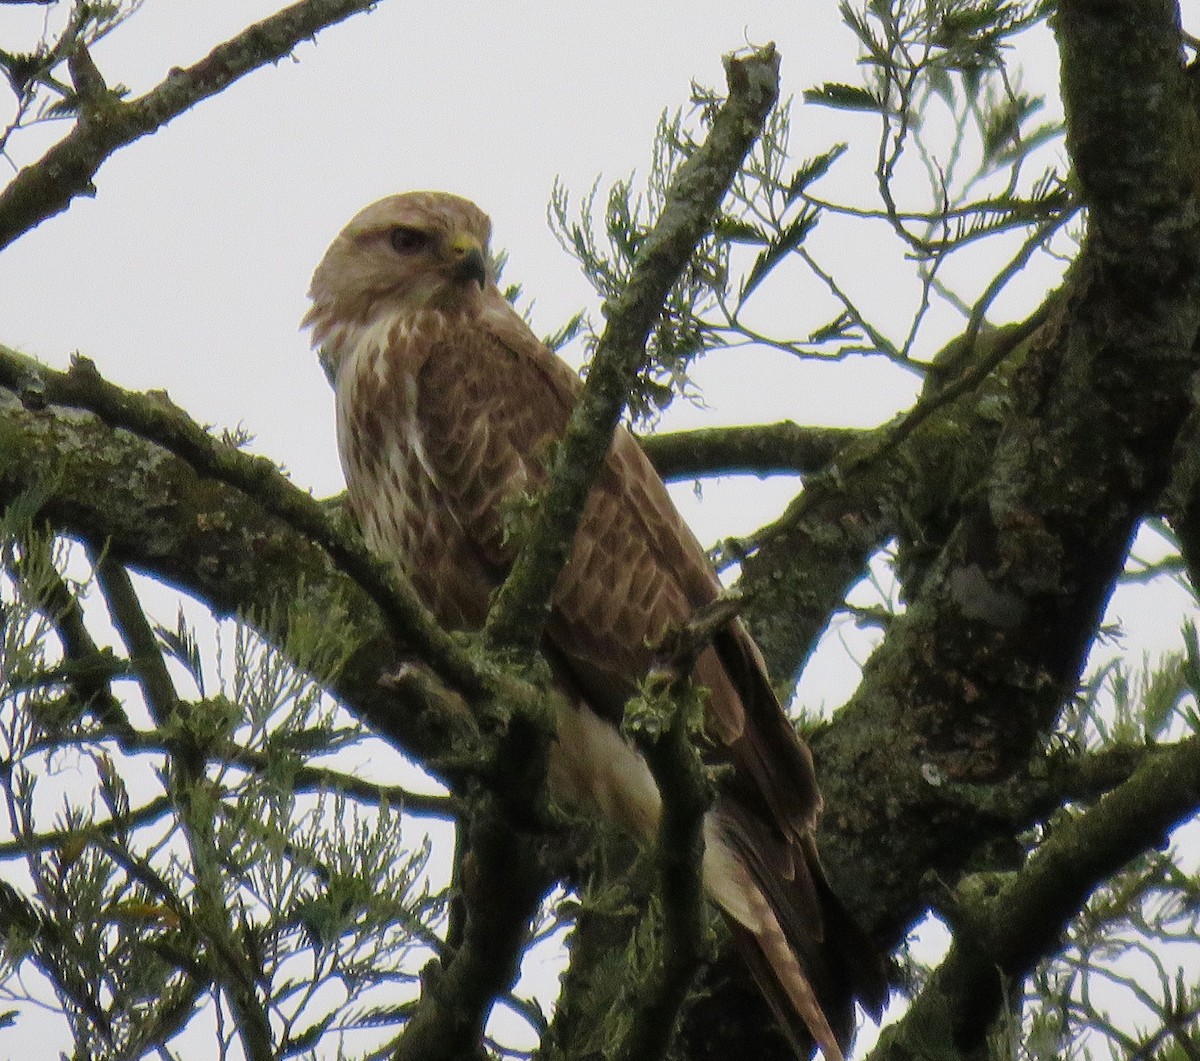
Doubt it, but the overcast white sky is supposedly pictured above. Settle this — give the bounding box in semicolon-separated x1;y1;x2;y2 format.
2;3;1199;1058
0;0;1083;667
1;1;889;505
0;0;961;717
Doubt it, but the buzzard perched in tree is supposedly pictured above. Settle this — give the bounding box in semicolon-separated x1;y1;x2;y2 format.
304;191;886;1060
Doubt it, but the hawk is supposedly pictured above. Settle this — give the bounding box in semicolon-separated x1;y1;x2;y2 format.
304;191;886;1060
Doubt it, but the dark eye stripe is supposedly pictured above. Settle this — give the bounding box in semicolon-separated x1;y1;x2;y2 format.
389;226;429;254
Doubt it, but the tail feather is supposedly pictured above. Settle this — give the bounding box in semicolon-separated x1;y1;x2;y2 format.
726;917;844;1061
704;808;886;1061
732;899;846;1061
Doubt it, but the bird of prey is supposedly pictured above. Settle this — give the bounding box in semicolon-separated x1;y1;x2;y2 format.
304;191;886;1060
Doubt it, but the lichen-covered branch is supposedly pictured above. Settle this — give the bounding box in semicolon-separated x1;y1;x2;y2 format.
0;343;566;757
0;347;489;701
739;305;1052;684
392;52;787;1054
640;422;854;481
811;0;1200;948
0;346;488;776
945;742;1157;843
0;0;381;249
483;45;782;653
870;735;1200;1061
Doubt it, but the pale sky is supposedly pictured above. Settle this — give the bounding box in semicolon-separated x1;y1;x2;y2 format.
2;1;891;504
0;0;952;714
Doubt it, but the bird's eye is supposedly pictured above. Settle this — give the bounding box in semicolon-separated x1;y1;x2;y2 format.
389;226;429;254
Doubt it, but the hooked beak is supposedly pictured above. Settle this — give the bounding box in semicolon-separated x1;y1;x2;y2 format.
449;232;487;289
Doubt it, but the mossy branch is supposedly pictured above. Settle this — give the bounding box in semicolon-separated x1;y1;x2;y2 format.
739;301;1052;684
641;422;854;481
0;344;500;778
483;45;782;654
0;346;488;700
870;736;1200;1061
614;681;712;1061
809;0;1200;949
390;799;549;1061
390;53;787;1053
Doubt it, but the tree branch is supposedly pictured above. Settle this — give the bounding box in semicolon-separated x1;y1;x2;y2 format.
0;760;455;862
0;346;491;777
0;0;380;249
0;345;577;777
739;302;1051;684
91;553;183;726
0;342;563;1061
810;0;1200;946
0;349;490;703
0;795;175;859
640;422;854;481
3;536;130;731
432;47;784;1058
613;685;711;1061
483;45;781;653
953;742;1155;842
870;736;1200;1060
386;50;787;1057
390;797;549;1061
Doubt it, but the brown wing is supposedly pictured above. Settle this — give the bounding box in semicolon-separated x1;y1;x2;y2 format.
412;296;886;1054
417;300;821;818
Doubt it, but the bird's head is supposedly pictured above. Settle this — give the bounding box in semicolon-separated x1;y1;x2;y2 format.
303;191;494;357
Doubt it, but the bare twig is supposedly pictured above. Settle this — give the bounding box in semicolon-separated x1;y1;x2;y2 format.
91;553;182;727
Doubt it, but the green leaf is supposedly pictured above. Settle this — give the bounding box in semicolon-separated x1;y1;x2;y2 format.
927;65;956;107
803;82;886;114
1143;653;1186;740
712;216;768;244
785;143;848;203
0;48;49;97
1181;621;1200;697
154;605;204;696
740;208;819;302
808;312;856;345
543;310;586;353
281;1012;336;1056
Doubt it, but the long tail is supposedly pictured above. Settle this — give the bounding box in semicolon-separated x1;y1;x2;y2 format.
728;912;843;1061
546;699;886;1058
703;812;886;1061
